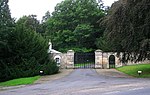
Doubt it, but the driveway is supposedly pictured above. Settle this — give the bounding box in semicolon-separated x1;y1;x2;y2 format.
0;69;150;95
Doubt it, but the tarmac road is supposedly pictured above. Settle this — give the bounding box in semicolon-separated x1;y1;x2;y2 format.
0;69;150;95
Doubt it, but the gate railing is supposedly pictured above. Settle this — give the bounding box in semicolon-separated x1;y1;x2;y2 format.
74;52;95;69
66;50;117;69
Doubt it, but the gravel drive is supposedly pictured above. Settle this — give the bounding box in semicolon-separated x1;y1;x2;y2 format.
0;69;150;95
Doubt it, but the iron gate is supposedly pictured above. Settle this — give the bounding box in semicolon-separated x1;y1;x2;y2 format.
74;52;95;69
109;55;115;68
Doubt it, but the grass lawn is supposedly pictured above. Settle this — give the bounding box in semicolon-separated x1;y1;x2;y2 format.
74;63;94;67
0;76;40;86
116;64;150;78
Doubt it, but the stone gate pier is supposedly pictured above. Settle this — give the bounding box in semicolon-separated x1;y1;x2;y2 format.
95;50;122;69
66;50;74;69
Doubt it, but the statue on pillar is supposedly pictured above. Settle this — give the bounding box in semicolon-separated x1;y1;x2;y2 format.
48;39;52;51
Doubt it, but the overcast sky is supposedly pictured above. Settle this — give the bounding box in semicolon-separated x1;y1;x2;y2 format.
8;0;117;21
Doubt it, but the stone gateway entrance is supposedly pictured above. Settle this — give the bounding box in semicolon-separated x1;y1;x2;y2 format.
74;52;95;69
65;50;121;69
48;42;149;69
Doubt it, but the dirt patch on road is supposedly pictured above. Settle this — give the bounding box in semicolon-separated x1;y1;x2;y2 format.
35;69;74;84
95;69;133;78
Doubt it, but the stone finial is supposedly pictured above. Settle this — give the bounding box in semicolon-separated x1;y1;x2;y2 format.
68;50;74;52
95;49;103;52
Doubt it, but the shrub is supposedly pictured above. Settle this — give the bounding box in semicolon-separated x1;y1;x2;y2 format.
0;26;58;82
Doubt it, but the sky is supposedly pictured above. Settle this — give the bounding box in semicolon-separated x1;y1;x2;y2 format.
8;0;117;21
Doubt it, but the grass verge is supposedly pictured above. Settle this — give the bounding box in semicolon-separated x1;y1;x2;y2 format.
74;63;94;66
0;76;40;86
116;64;150;78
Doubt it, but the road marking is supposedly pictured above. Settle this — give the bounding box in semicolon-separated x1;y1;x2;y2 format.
129;87;144;91
104;91;120;94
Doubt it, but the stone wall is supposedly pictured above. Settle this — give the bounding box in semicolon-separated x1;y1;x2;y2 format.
50;49;150;69
95;50;122;69
50;50;75;69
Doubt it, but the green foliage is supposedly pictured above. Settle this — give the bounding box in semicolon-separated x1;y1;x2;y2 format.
59;47;93;53
0;28;58;82
101;0;150;61
42;11;51;22
16;15;42;33
0;25;58;82
117;64;150;78
0;0;14;27
96;36;111;51
44;0;106;52
0;76;40;86
0;0;58;82
1;19;58;82
0;0;14;45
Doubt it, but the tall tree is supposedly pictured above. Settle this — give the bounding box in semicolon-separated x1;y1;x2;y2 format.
0;25;58;82
42;11;51;23
0;0;14;81
16;15;42;33
45;0;105;52
0;0;14;62
101;0;150;62
0;1;58;81
0;0;14;40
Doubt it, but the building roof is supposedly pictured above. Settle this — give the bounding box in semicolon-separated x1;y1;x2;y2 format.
48;49;61;54
48;41;61;54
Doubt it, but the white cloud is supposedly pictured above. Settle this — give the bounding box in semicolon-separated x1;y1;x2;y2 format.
8;0;117;21
9;0;64;20
102;0;117;6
